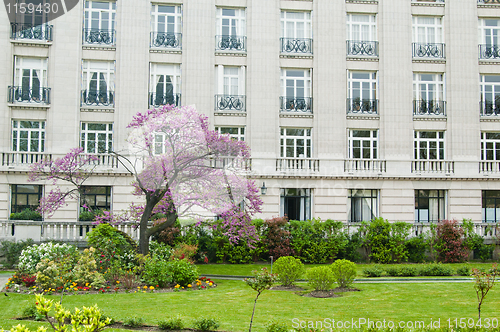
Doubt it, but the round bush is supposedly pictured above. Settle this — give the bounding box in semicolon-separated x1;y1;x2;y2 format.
331;259;356;288
142;256;172;288
167;259;199;286
305;266;334;291
273;256;304;287
18;242;78;274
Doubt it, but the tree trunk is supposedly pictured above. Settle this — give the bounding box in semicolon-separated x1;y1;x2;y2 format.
248;292;260;332
139;201;155;255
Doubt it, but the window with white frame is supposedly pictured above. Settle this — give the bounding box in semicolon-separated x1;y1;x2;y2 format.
414;131;445;160
481;132;500;160
82;60;115;106
83;1;116;45
280;11;312;53
215;127;245;141
480;75;500;115
483;190;500;223
280;188;311;221
346;14;377;56
280;128;311;159
11;57;48;103
280;69;312;112
150;63;181;107
415;189;445;223
479;19;500;59
413;73;445;115
348;189;378;222
11;0;52;41
347;71;377;114
12;120;45;152
348;130;378;159
215;65;246;111
412;16;444;58
150;4;182;48
216;8;246;51
81;123;113;154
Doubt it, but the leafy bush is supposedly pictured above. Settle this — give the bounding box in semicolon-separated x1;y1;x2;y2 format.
435;220;469;263
10;208;42;221
363;218;411;263
406;234;427;263
265;320;288;332
305;266;334;291
158;316;184;330
273;256;304;286
0;239;35;269
331;259;356;288
362;265;384;277
418;263;454;276
171;243;198;262
456;265;471;276
336;232;362;262
35;256;74;290
18;242;78;274
384;265;418;277
263;216;294;259
167;259;199;286
192;317;220;331
20;302;44;321
215;239;254;264
149;241;172;261
72;248;106;289
153;219;182;247
142;256;172;288
123;316;144;327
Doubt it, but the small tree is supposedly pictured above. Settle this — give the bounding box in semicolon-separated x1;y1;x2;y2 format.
244;268;276;332
436;220;469;263
331;259;357;289
273;256;304;287
472;264;497;319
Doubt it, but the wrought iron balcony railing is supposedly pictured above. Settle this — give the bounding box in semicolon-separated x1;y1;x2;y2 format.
81;90;114;107
82;28;116;45
8;86;50;104
346;98;378;115
412;160;454;173
215;35;246;52
150;32;182;49
478;0;500;3
346;40;379;57
413;100;446;116
276;158;319;172
479;45;500;60
149;92;181;108
11;23;53;41
280;38;313;54
344;159;386;172
215;95;246;112
480;100;500;116
280;97;313;113
412;43;445;59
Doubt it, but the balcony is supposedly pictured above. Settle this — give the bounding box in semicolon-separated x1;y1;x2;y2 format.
276;158;319;172
479;45;500;60
280;97;313;113
2;152;51;167
346;98;378;115
81;90;114;107
11;23;52;41
149;92;181;108
80;153;119;168
411;160;454;173
412;43;445;59
215;95;246;112
478;0;500;3
344;159;386;173
280;38;313;54
8;86;50;104
209;156;251;171
82;28;116;46
215;35;246;52
150;32;182;49
346;40;379;57
412;0;445;3
413;100;446;116
480;161;500;173
480;100;500;116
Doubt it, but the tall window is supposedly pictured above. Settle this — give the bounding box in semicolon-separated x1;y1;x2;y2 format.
150;4;182;48
480;75;500;115
12;120;45;152
481;132;500;160
82;60;115;106
280;69;312;112
415;190;445;223
412;16;444;58
483;190;500;222
280;128;311;159
348;189;378;222
280;11;312;53
215;65;245;111
347;71;377;114
150;63;181;107
215;127;245;141
346;14;377;56
216;8;246;51
479;19;500;59
414;131;445;160
80;186;111;211
280;188;311;221
413;73;445;115
10;0;52;41
81;123;113;153
11;184;43;215
11;57;49;104
83;1;116;45
348;130;378;159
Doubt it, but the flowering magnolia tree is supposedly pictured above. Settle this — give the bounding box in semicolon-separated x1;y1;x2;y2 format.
29;105;262;254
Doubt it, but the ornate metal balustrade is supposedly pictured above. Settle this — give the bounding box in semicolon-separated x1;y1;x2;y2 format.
480;161;500;173
81;90;114;107
480;100;500;116
11;23;52;41
215;35;246;52
82;28;115;45
215;95;246;112
413;100;446;116
8;86;50;104
149;92;181;108
479;45;500;60
280;38;313;54
478;0;500;3
280;97;313;113
412;43;445;59
346;40;379;57
344;159;386;172
412;160;454;173
276;158;319;172
150;32;182;48
346;98;378;115
1;152;51;167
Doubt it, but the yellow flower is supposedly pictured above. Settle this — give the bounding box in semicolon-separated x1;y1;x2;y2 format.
174;284;180;289
143;286;148;289
85;283;89;287
142;291;146;293
181;287;184;289
116;281;120;284
206;281;210;284
66;288;69;290
187;284;192;288
209;282;213;286
74;288;78;291
149;286;154;290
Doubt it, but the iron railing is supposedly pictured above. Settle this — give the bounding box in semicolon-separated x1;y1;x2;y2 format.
346;98;378;115
149;92;181;108
83;28;115;45
346;40;379;57
480;100;500;116
412;43;445;59
479;45;500;60
8;86;50;104
150;32;182;48
81;90;114;107
215;95;246;111
280;97;313;113
215;35;246;52
280;38;313;54
11;23;52;41
478;0;500;3
413;100;446;116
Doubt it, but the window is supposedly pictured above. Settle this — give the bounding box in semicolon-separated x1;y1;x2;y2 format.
280;69;312;112
280;188;311;221
412;16;444;58
10;0;52;41
413;73;445;115
81;123;113;153
415;190;445;223
12;120;45;152
83;1;116;45
150;63;181;107
216;8;246;51
215;127;245;141
280;128;311;159
346;14;377;56
150;4;182;48
483;190;500;222
479;19;500;60
80;186;111;211
348;189;378;222
215;65;246;111
10;57;49;104
348;130;378;159
480;75;500;115
481;132;500;160
347;71;378;114
82;60;115;106
280;11;312;54
11;184;43;215
414;131;445;160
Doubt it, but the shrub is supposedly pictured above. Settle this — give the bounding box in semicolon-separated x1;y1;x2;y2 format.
123;316;144;327
167;258;199;286
153;219;182;247
384;266;400;277
336;232;362;262
363;218;411;263
18;242;78;274
171;243;198;262
35;256;74;290
142;256;173;288
457;265;471;276
20;303;44;321
331;259;357;288
192;317;220;331
273;256;304;286
385;265;418;277
263;216;294;259
265;320;288;332
362;265;384;277
10;208;42;221
0;239;35;268
305;266;334;291
158;316;184;330
406;234;427;263
435;220;469;263
149;241;172;261
72;248;106;289
418;263;454;276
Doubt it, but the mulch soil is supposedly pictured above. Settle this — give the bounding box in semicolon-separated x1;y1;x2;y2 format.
270;285;304;291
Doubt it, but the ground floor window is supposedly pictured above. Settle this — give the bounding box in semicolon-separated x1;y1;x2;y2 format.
348;189;378;222
482;190;500;222
80;186;111;211
415;189;445;222
280;188;311;221
11;184;43;220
